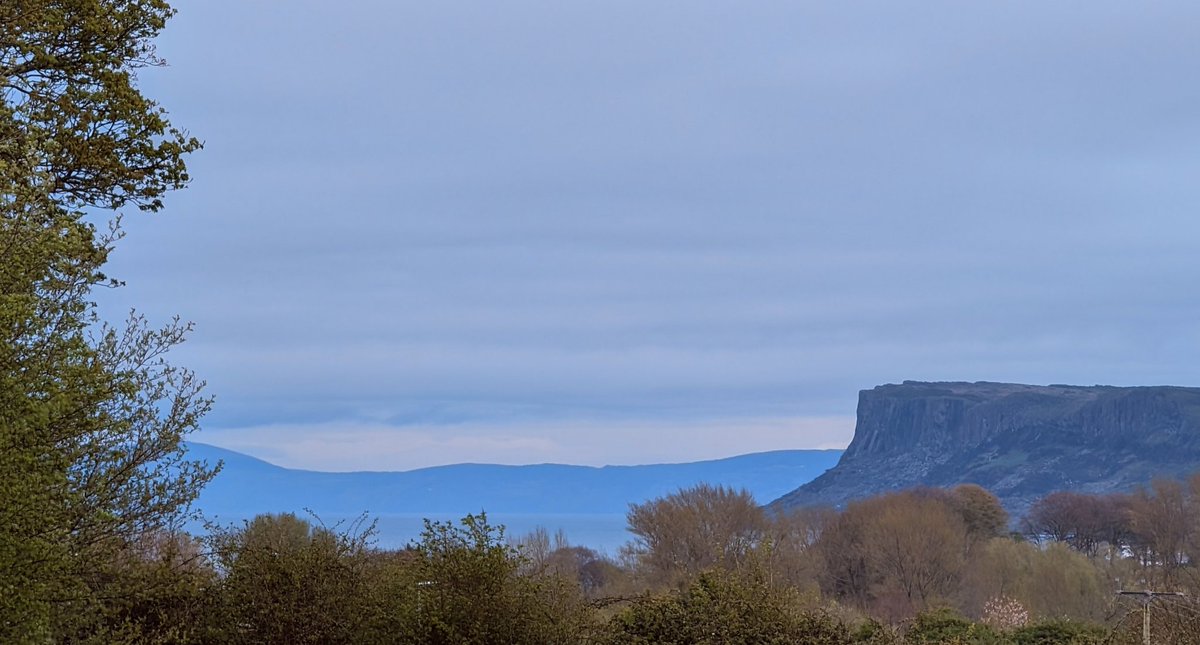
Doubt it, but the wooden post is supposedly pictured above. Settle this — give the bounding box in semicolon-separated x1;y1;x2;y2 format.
1116;589;1184;645
1142;601;1150;645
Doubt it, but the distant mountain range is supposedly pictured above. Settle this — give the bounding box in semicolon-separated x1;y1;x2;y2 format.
186;442;843;519
192;381;1200;527
769;381;1200;517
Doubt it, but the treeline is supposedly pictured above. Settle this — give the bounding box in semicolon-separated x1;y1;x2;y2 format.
36;478;1200;644
1022;478;1200;586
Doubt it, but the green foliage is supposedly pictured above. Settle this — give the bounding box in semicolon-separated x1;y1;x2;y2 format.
1008;620;1107;645
905;608;1004;645
605;568;851;645
850;619;901;644
367;513;595;645
0;0;201;213
0;217;214;638
1024;544;1107;622
0;0;209;638
56;531;216;644
951;485;1010;542
208;513;376;644
903;609;1107;645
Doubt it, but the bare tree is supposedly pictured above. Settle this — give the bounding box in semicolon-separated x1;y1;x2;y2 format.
864;492;968;606
1129;479;1192;581
763;505;835;590
625;484;765;587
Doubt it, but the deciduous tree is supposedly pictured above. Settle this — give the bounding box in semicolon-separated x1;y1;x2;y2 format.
209;513;375;644
0;1;208;638
625;484;766;587
864;492;967;608
950;484;1009;543
1128;479;1191;578
371;513;594;645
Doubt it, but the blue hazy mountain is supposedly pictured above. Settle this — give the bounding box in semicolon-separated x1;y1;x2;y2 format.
186;443;843;518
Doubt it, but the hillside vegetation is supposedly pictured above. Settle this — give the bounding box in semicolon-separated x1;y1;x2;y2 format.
774;381;1200;516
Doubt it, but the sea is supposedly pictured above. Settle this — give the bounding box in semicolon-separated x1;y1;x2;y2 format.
199;512;633;555
370;513;632;554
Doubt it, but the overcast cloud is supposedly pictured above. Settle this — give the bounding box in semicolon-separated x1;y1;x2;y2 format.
96;1;1200;470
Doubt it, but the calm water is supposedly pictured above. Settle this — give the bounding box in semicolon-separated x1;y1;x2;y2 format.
200;513;633;555
371;513;631;554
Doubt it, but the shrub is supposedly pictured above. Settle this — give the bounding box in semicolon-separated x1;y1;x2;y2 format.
1009;620;1107;645
605;568;851;644
905;608;1004;645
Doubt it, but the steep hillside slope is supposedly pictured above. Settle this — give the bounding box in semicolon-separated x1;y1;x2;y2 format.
770;381;1200;515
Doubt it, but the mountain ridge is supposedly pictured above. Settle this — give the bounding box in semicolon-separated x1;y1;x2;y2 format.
186;442;843;517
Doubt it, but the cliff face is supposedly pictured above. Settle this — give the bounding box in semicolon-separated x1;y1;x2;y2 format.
769;381;1200;516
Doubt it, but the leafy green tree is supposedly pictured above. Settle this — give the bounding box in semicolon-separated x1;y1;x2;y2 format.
958;538;1037;619
59;530;216;644
951;485;1009;543
367;513;595;645
1024;544;1107;623
0;0;199;213
0;0;207;638
208;513;375;645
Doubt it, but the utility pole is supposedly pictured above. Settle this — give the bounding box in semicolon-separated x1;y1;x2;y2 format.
1116;590;1185;644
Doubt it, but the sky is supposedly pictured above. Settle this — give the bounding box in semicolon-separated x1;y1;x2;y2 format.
97;1;1200;471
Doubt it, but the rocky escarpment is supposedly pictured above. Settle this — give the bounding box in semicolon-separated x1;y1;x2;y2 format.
769;381;1200;516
